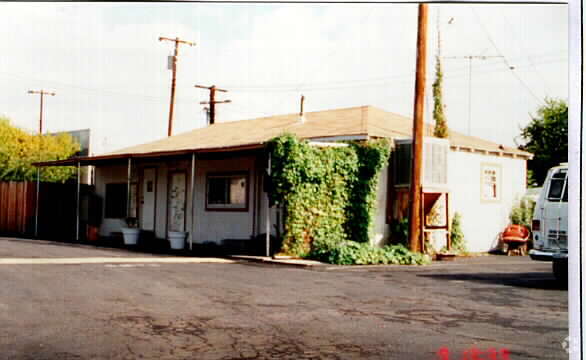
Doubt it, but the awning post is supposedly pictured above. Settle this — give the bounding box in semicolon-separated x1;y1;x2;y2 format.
76;161;81;241
190;153;196;251
127;158;132;218
265;153;271;257
34;168;40;238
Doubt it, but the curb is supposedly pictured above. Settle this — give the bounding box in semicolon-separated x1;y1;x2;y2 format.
227;255;329;269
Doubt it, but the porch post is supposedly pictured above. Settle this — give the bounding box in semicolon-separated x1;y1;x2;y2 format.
190;152;196;251
265;153;271;257
127;158;132;217
34;168;40;238
76;161;81;241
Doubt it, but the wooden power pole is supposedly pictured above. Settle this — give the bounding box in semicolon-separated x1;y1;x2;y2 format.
159;36;196;137
408;3;428;253
27;90;55;135
195;85;231;125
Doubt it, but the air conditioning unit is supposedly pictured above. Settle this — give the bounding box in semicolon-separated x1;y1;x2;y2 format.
393;137;449;188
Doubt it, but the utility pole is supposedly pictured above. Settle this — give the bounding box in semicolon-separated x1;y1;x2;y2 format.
27;90;55;135
195;85;231;125
159;36;196;137
408;3;428;253
300;95;305;116
443;55;503;135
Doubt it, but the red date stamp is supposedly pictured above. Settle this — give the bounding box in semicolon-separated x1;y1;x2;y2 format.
437;346;511;360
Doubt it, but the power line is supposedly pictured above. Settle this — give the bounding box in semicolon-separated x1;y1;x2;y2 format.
469;6;545;105
501;12;551;97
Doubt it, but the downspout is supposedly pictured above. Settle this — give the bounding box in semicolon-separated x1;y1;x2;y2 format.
190;152;196;251
265;152;271;257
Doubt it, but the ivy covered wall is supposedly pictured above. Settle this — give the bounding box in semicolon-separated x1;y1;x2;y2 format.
266;134;391;257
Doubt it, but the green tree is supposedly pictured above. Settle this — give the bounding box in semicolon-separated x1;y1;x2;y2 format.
519;98;568;186
0;117;80;182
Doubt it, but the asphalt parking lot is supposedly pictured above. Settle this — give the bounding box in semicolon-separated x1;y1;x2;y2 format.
0;237;568;359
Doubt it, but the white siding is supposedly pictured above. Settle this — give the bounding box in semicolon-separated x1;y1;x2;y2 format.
372;165;390;247
192;156;257;244
447;150;527;252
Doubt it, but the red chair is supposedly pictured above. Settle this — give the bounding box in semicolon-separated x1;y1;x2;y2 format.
501;224;530;256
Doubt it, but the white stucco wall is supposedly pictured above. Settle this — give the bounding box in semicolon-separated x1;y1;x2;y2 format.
447;150;527;252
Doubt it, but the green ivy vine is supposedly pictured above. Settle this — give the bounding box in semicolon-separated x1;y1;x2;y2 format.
266;134;391;257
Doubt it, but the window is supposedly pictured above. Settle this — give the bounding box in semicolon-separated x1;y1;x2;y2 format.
481;165;500;201
206;173;248;211
547;169;567;202
105;183;127;218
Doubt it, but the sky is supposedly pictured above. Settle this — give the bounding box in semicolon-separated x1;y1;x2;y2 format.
0;2;568;155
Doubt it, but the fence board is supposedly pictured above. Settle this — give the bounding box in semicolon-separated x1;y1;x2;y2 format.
0;182;35;235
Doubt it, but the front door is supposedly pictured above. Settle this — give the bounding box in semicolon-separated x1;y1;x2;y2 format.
167;172;187;232
140;168;157;231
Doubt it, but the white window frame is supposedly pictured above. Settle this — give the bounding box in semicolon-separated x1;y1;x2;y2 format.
480;163;501;202
205;172;249;212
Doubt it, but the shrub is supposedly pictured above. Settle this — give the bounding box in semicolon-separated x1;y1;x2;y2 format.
267;134;391;256
450;212;467;254
510;196;535;229
309;240;430;265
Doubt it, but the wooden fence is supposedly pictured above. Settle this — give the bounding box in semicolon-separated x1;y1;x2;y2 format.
0;182;36;236
0;181;94;240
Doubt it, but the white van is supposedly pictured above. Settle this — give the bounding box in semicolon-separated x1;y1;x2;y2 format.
529;163;568;262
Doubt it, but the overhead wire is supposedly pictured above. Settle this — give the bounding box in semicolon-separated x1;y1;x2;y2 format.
469;6;545;105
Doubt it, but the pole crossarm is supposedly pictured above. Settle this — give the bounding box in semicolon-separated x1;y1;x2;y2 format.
28;90;56;96
159;37;196;47
443;55;503;60
194;84;231;125
27;89;56;135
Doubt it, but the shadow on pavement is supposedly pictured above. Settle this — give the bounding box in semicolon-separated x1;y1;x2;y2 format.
418;272;567;290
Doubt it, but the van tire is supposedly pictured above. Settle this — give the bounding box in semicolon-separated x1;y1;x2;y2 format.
552;258;567;284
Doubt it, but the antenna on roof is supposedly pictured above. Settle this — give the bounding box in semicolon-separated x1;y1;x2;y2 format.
299;94;305;123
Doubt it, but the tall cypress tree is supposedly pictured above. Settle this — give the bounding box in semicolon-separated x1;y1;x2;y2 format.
432;55;449;138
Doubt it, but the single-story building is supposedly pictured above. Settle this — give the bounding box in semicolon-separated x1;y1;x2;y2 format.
38;106;532;253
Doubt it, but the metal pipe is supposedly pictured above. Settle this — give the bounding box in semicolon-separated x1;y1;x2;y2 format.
265;153;271;257
127;158;132;217
190;153;196;251
76;162;81;241
34;168;40;238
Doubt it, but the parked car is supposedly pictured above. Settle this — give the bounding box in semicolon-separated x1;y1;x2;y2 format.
528;163;568;281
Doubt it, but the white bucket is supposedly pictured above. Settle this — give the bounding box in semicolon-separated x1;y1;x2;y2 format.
168;231;187;250
121;228;140;245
